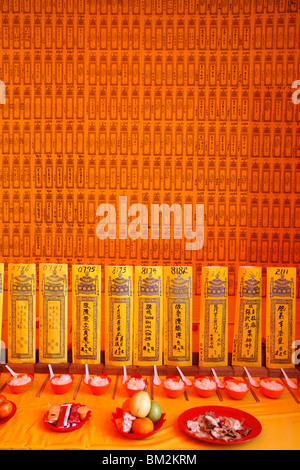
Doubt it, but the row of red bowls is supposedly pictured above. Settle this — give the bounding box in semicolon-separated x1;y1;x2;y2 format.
2;372;296;399
161;375;290;400
0;372;110;395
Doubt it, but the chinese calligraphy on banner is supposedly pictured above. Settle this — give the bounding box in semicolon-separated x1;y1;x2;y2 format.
72;265;101;364
199;266;228;367
266;267;296;369
8;264;36;363
105;266;133;366
39;264;68;363
1;262;299;368
232;266;262;367
133;266;163;366
164;266;192;366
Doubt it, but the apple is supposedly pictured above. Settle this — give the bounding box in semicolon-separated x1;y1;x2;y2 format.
0;400;13;420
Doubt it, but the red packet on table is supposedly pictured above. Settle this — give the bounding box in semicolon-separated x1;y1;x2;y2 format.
56;404;72;428
68;404;81;425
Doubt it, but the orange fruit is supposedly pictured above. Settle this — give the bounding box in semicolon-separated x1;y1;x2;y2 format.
132;417;154;435
0;400;13;420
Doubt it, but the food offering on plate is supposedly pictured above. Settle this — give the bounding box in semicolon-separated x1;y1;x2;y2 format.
50;374;74;394
259;378;285;398
224;377;249;400
186;410;252;442
179;406;262;445
193;376;217;398
0;394;16;423
88;374;111;396
7;373;34;394
44;402;91;432
124;374;148;397
112;391;166;439
163;375;186;398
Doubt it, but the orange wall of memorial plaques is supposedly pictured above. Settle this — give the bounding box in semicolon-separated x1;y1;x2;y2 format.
0;0;300;341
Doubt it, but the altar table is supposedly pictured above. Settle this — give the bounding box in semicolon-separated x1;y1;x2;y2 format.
0;373;299;450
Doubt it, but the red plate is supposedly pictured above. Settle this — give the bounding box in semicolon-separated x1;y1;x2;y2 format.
0;401;17;425
178;406;262;445
43;403;91;433
112;407;166;440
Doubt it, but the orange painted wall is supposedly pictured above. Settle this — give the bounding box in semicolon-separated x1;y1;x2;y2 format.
0;1;300;350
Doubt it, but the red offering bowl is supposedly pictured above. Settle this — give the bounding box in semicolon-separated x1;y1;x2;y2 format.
112;407;166;439
193;375;217;398
124;374;148;397
88;374;111;396
7;373;34;394
224;377;249;400
163;375;186;398
259;378;285;399
50;374;74;394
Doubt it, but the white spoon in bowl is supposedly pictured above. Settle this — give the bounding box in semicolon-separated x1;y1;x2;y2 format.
153;365;161;386
243;366;259;388
211;368;225;389
48;364;54;379
281;368;298;390
176;366;192;386
5;364;18;377
122;365;128;385
84;364;90;384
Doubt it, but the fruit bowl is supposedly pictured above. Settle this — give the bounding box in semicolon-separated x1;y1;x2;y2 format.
88;374;111;396
224;378;249;400
50;374;74;394
259;378;285;398
112;407;166;439
163;375;186;398
124;374;148;397
7;373;34;394
193;375;217;398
